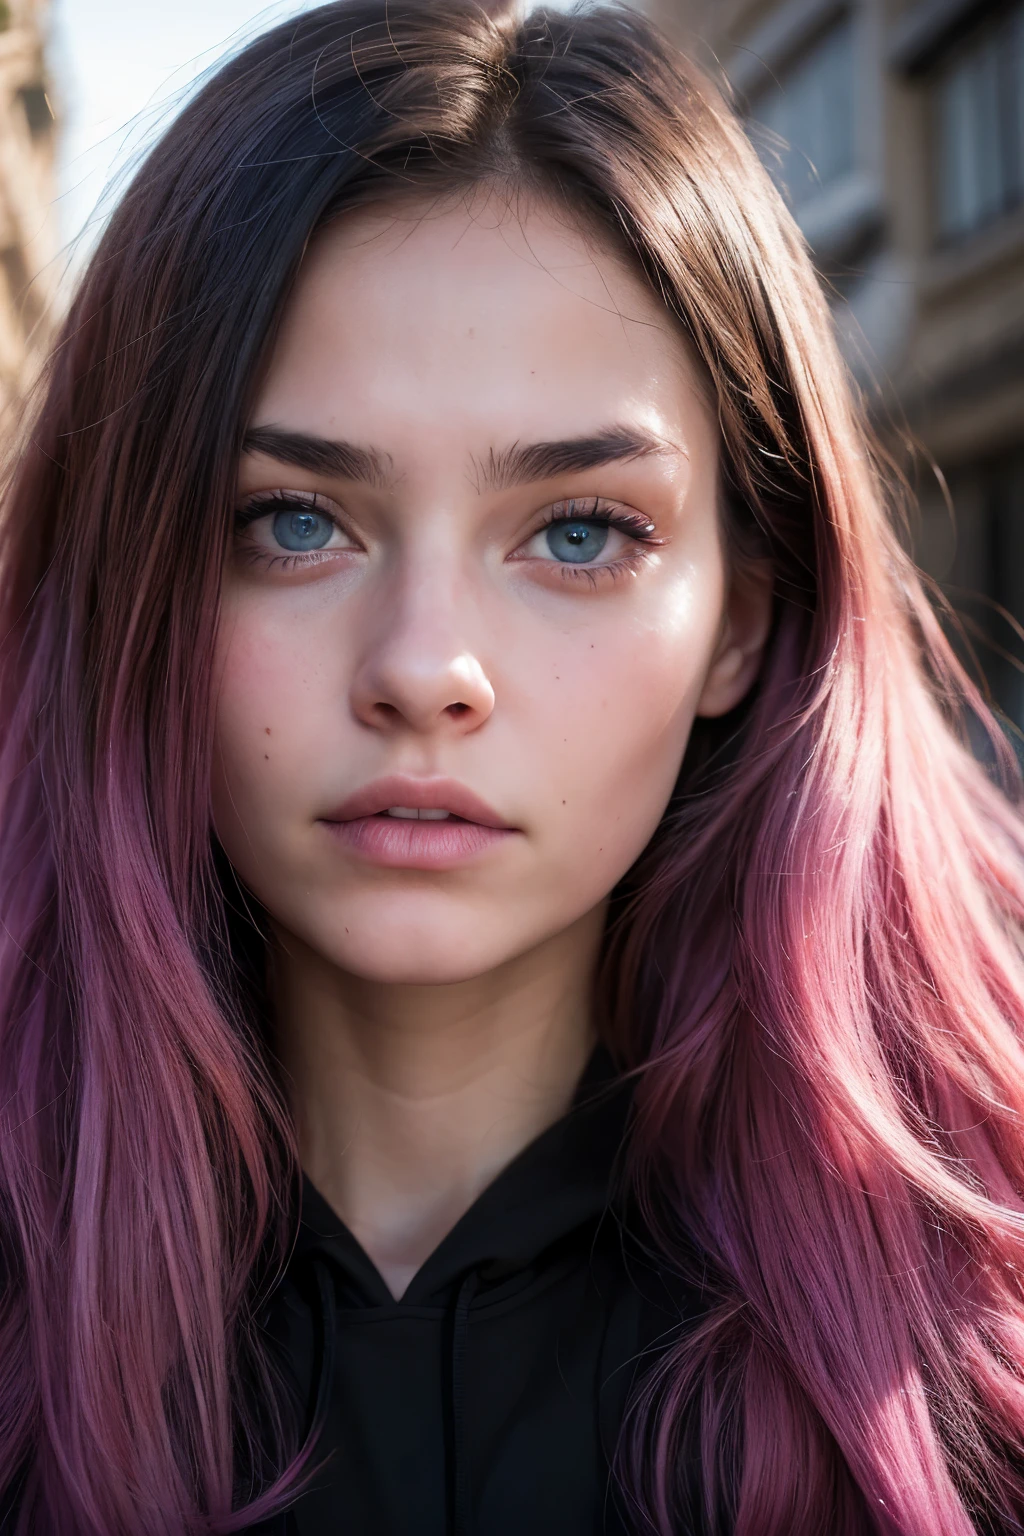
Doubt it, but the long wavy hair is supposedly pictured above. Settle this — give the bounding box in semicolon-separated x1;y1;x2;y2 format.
3;1;1024;1531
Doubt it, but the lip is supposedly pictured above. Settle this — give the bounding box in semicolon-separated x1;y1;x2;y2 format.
323;775;514;830
322;814;515;870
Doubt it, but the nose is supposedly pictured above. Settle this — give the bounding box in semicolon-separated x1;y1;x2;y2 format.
349;559;496;737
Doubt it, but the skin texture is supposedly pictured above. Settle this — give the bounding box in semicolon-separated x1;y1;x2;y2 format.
211;193;772;1296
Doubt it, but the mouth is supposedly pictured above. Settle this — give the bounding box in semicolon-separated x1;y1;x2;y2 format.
323;775;515;830
321;807;517;870
371;807;471;822
319;776;519;869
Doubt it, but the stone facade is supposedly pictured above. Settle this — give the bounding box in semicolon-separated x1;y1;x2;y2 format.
648;0;1024;723
0;0;55;428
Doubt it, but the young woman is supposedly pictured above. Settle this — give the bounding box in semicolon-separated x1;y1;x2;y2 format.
2;1;1024;1532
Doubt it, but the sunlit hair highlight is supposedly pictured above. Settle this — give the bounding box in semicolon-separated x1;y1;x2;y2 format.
2;1;1024;1531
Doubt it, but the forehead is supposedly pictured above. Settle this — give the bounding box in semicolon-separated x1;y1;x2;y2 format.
253;192;712;457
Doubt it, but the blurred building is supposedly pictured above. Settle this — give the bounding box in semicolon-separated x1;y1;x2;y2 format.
650;0;1024;723
0;0;55;427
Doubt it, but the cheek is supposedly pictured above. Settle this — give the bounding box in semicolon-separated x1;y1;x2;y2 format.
209;600;327;845
539;566;723;879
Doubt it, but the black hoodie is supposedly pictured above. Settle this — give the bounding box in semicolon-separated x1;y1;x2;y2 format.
253;1048;709;1536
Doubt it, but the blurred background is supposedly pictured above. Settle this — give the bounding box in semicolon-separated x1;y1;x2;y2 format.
649;0;1024;733
1;0;1021;724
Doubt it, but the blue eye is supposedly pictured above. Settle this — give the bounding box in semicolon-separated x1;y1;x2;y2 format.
545;520;609;564
272;508;334;551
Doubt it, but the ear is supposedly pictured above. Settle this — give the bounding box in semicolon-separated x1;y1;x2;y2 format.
695;558;774;719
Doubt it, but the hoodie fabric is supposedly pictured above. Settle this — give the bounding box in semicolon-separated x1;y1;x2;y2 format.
254;1047;709;1536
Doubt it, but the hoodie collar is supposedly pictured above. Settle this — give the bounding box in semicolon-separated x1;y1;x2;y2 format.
292;1044;634;1308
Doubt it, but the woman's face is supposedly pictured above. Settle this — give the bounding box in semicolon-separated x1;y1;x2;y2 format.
211;194;770;985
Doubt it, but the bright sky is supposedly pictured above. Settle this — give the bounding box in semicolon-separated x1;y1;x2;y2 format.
51;0;327;267
50;0;574;276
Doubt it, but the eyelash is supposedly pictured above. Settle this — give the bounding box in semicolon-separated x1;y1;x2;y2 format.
233;492;343;574
542;499;664;587
233;491;666;584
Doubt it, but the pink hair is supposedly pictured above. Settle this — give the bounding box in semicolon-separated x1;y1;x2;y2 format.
605;366;1024;1532
2;1;1024;1530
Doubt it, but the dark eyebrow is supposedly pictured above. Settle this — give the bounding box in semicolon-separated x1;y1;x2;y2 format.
242;423;676;494
242;426;395;489
474;426;677;492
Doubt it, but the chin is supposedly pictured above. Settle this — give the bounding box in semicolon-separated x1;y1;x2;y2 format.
334;943;503;987
303;911;512;986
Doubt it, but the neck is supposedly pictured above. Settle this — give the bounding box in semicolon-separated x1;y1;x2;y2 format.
270;910;604;1299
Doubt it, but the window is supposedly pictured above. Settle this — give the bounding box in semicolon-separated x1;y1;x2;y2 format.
937;452;1024;733
983;451;1024;728
748;15;856;211
934;3;1024;240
